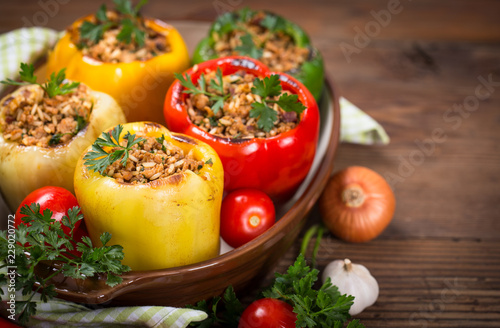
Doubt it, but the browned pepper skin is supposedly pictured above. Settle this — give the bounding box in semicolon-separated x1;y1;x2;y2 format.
74;122;224;271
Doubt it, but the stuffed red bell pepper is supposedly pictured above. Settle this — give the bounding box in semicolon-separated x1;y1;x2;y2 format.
164;56;319;202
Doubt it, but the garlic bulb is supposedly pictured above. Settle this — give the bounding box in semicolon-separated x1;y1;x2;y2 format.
322;259;379;315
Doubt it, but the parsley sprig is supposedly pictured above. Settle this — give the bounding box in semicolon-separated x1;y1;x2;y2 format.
188;286;243;328
79;0;148;47
188;254;363;328
0;203;130;323
0;63;80;98
234;33;263;59
175;68;229;115
83;124;146;175
263;254;362;328
250;74;306;132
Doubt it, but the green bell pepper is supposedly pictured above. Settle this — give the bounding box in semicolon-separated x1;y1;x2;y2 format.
192;8;325;101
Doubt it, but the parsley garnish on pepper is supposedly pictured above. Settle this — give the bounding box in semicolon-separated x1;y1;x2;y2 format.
176;69;306;133
83;124;146;175
0;203;130;324
250;74;306;132
79;0;148;48
234;33;263;59
0;62;80;98
175;68;229;115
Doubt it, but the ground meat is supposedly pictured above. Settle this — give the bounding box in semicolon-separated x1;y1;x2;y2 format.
0;84;93;147
186;70;298;139
106;133;205;184
77;11;171;63
212;11;310;73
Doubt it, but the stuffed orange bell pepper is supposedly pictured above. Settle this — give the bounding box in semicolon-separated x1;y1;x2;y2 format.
0;63;126;211
74;122;223;270
46;0;190;124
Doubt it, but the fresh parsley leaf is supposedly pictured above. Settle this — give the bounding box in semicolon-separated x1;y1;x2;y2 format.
248;75;306;132
43;69;81;97
175;72;205;96
205;158;213;165
117;17;146;47
114;0;135;16
208;116;218;127
250;102;277;132
19;62;37;84
212;12;239;35
1;63;80;98
176;70;229;115
276;93;307;114
48;134;63;146
262;254;359;328
133;0;148;14
0;204;130;324
251;75;282;98
237;7;254;23
188;285;242;327
156;134;167;151
209;68;225;95
95;4;108;21
76;114;87;133
83;124;146;175
80;0;148;47
260;14;287;32
80;20;112;45
235;33;263;59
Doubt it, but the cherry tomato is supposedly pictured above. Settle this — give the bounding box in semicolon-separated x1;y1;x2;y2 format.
15;186;88;256
0;317;23;328
239;298;297;328
220;189;276;248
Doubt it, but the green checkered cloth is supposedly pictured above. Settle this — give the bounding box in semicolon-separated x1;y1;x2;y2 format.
0;27;389;145
0;26;389;327
1;286;207;328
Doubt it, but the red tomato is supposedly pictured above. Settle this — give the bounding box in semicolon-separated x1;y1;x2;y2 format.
0;317;23;328
239;298;297;328
15;186;88;256
220;189;276;248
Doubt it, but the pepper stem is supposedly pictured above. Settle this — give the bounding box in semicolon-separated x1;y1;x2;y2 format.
343;258;353;271
341;183;366;208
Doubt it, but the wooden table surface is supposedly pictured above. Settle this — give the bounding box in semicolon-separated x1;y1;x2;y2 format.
1;1;499;327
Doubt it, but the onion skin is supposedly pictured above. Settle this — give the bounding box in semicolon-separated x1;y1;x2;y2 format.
319;166;396;243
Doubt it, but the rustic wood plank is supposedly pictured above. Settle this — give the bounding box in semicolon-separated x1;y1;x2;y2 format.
263;235;500;327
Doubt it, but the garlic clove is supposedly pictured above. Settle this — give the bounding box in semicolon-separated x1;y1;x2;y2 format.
322;258;379;315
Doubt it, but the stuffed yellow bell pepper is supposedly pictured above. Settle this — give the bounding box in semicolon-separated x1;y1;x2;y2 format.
0;64;126;212
74;122;223;271
46;0;190;124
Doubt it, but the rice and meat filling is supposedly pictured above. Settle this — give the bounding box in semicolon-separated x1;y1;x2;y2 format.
0;84;92;147
78;11;170;63
212;12;310;73
187;70;298;139
106;134;204;184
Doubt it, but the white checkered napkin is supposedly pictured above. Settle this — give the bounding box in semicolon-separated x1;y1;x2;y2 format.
340;97;390;145
28;303;208;328
0;27;60;88
1;286;208;328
